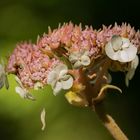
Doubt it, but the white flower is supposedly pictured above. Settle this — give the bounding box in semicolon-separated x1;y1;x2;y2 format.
47;64;73;95
125;55;139;86
105;35;137;63
0;64;9;89
15;76;35;100
69;51;90;69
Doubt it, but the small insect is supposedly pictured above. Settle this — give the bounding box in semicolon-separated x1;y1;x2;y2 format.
15;76;35;100
0;63;9;90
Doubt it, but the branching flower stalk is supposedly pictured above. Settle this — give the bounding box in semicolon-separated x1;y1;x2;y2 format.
1;22;140;140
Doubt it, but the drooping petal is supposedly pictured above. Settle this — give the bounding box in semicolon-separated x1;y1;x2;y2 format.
125;55;139;87
61;75;73;90
15;86;35;100
53;81;62;95
131;55;139;69
15;76;24;88
15;86;26;98
125;69;135;87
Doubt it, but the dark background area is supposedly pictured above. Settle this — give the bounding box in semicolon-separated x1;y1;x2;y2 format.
0;0;140;140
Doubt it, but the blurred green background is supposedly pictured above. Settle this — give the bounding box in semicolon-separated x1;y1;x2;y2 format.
0;0;140;140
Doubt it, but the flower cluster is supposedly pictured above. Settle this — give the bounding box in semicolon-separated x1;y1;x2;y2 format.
2;22;140;106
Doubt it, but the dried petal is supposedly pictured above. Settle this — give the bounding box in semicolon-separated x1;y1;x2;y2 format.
41;108;46;131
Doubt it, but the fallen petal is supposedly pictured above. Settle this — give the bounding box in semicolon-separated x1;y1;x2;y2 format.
41;108;46;131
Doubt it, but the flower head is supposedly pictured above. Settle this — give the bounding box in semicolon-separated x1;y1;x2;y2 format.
69;51;91;69
105;35;137;62
47;64;73;95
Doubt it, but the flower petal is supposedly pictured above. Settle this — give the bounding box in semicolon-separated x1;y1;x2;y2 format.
131;55;139;69
47;71;58;84
125;69;135;87
59;69;68;78
61;75;73;90
73;61;82;69
81;55;90;66
105;42;118;60
125;45;137;62
54;64;68;74
111;35;122;51
69;52;79;63
53;81;62;95
40;108;46;131
15;76;24;88
122;38;130;49
15;86;26;98
118;50;129;62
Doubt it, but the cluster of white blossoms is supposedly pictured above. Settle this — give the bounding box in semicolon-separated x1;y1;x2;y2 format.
47;64;73;95
69;51;91;69
105;35;139;86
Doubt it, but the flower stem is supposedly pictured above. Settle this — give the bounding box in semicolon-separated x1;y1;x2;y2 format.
93;103;128;140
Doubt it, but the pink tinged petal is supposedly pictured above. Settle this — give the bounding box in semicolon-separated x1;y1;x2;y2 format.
61;76;73;90
125;45;137;62
122;42;129;49
53;81;62;95
122;38;130;46
119;50;129;62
